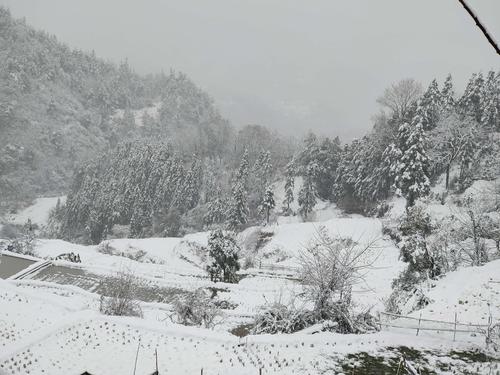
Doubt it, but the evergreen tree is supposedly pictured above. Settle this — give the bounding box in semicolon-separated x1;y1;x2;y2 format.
298;164;317;220
382;142;402;190
251;149;273;215
181;156;202;211
418;79;442;130
282;160;295;215
459;72;485;122
392;116;430;207
206;229;240;283
314;137;342;200
236;148;250;183
296;132;319;173
480;71;500;131
259;186;276;224
202;159;220;203
429;113;480;190
441;74;455;113
227;150;250;229
253;150;272;188
204;187;226;226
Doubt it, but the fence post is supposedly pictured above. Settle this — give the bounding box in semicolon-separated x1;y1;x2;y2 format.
487;314;492;346
378;312;381;331
133;341;140;375
416;312;422;336
259;368;262;375
453;312;457;341
201;368;203;375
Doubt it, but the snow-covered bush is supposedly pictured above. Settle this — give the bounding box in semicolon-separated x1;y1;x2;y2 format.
206;229;240;283
392;205;441;291
170;289;223;328
399;205;433;237
3;220;37;256
96;242;147;262
99;270;144;318
253;302;315;334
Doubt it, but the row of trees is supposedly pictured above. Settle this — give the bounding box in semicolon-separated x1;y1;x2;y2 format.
289;71;499;213
56;71;499;243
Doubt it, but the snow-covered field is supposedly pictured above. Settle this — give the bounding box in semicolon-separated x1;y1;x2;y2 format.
5;196;66;227
1;196;499;374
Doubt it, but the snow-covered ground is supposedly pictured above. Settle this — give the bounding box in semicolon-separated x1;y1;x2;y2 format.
0;277;493;375
5;196;66;227
1;192;499;374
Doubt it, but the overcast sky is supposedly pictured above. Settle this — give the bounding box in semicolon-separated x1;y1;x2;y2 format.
2;0;499;140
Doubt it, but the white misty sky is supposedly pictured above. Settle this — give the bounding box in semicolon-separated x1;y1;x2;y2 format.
1;0;499;140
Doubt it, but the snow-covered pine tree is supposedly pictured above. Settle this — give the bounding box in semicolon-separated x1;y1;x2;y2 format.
253;150;272;187
227;179;249;229
251;149;273;215
458;127;478;189
236;148;250;183
296;132;320;173
282;160;295;215
259;186;276;224
418;79;442;130
314;137;342;200
298;164;317;220
441;74;455;114
382;141;402;190
480;71;500;131
204;187;226;227
206;229;240;283
393;115;430;208
459;72;485;123
227;150;250;229
202;159;220;204
181;156;202;211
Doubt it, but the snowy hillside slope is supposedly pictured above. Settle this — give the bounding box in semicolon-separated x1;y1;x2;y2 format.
273;176;344;223
6;196;66;227
1;177;499;374
0;279;493;375
26;213;404;315
405;258;500;324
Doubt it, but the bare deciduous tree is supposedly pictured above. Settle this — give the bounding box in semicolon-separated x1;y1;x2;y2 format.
298;227;379;333
377;78;422;120
452;193;496;266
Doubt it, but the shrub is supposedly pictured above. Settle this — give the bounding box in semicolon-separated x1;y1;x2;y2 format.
170;289;223;328
399;205;432;237
253;302;315;334
98;270;143;318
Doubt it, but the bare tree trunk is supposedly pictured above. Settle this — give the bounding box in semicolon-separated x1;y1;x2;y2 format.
445;164;450;190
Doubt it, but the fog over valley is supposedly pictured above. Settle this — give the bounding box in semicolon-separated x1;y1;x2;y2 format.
2;0;499;139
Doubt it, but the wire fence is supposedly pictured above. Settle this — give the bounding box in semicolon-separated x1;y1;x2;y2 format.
379;311;495;341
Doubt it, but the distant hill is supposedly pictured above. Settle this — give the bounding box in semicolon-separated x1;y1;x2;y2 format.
0;7;231;208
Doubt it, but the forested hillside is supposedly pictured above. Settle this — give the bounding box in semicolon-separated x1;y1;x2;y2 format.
2;7;498;247
57;70;499;244
0;7;233;206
